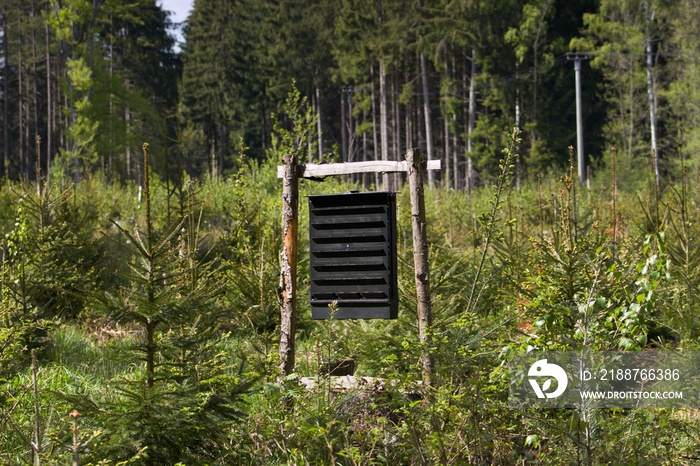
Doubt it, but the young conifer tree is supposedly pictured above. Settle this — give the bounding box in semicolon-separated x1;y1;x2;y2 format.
93;143;250;464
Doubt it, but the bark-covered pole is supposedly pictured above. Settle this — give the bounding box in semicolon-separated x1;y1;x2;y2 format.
406;148;434;386
278;153;299;379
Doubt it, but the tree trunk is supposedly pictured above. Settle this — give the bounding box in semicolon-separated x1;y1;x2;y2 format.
417;62;425;164
405;65;412;167
453;114;459;190
163;105;170;224
316;85;323;162
107;14;113;175
146;320;156;388
54;24;62;158
515;69;522;192
452;55;459;190
406;148;434;386
444;113;450;189
347;87;355;163
371;62;379;188
18;8;24;180
144;143;156;389
443;60;450;189
379;60;389;189
466;48;477;193
31;0;39;182
45;20;51;182
393;70;401;190
209;133;217;178
341;86;347;162
278;153;298;379
3;4;9;178
125;102;131;179
219;123;225;176
362;111;369;189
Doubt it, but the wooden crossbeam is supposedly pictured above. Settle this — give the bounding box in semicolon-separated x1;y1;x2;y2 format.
277;159;441;178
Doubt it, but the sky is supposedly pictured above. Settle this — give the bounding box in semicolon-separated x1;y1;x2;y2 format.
158;0;194;51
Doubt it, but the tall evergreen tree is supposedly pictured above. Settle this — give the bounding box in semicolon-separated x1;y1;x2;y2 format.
0;0;177;182
181;0;277;174
268;0;336;162
664;0;698;173
99;0;180;180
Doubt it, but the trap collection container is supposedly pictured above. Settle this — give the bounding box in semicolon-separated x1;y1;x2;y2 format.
308;191;398;319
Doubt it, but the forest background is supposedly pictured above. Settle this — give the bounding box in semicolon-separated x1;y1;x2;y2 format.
1;0;700;464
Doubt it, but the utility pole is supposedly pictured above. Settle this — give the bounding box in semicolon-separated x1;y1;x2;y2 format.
645;0;659;187
568;52;588;186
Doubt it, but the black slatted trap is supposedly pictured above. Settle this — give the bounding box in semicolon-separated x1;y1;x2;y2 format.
309;191;398;319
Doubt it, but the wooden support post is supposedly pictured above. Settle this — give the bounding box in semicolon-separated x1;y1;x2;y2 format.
278;153;298;378
406;148;434;386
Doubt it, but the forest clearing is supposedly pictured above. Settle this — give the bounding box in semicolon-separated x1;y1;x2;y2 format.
3;0;700;464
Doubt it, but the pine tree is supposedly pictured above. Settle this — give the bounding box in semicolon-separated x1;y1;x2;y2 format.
181;0;277;172
98;0;180;180
665;0;700;172
93;143;251;464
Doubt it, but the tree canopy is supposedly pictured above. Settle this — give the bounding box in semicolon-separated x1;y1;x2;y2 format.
0;0;695;186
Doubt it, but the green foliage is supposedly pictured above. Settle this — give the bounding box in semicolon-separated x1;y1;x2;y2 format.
665;0;700;172
180;0;274;164
2;128;700;464
82;146;253;464
62;57;99;174
661;169;700;345
3;184;102;321
269;81;317;165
